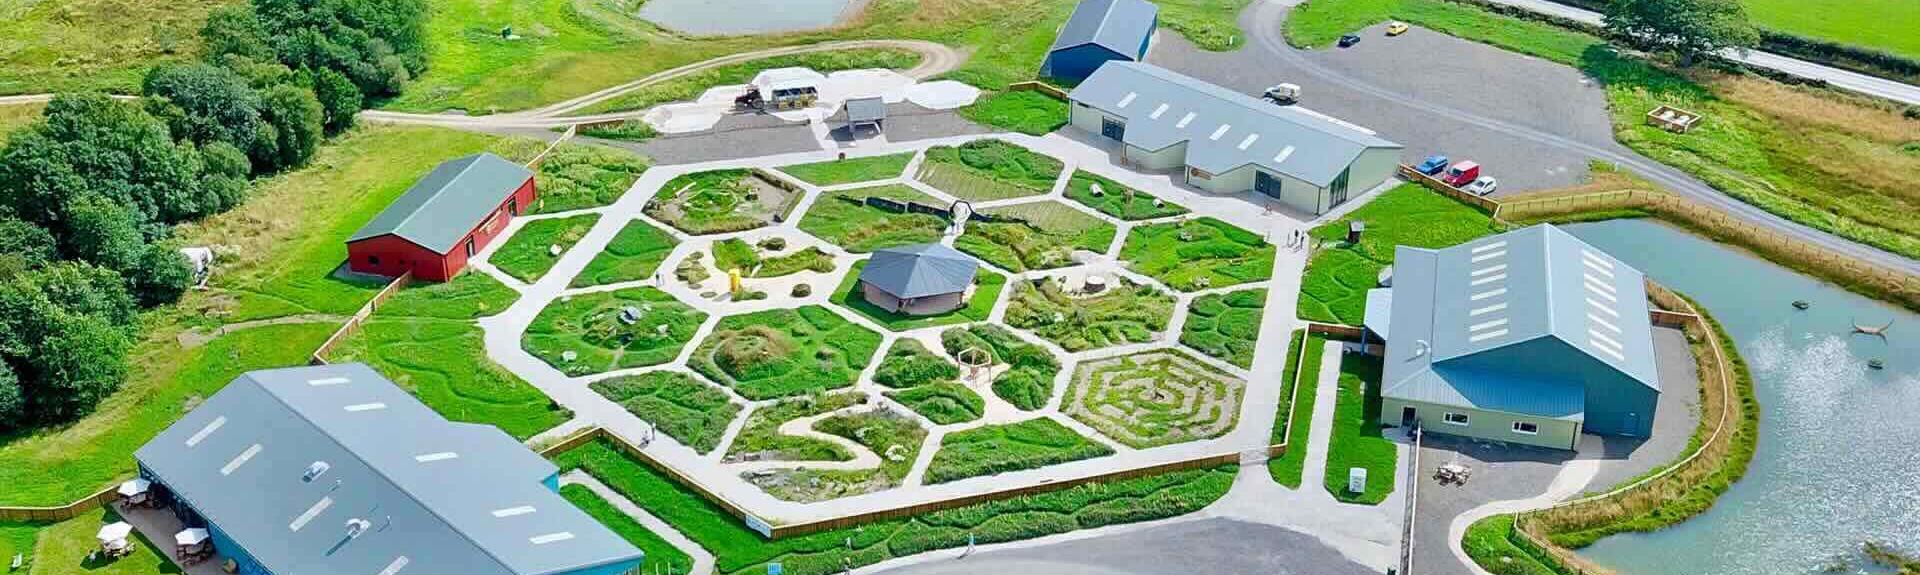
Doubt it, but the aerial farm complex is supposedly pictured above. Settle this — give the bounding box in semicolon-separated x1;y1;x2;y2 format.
1;0;1915;574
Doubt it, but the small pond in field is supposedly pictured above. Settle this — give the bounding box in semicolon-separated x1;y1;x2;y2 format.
639;0;858;35
1562;219;1919;574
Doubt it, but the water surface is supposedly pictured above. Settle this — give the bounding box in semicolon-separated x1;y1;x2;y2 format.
639;0;856;35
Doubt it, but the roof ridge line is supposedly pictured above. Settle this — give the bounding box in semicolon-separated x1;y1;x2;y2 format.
381;153;489;248
1116;63;1391;144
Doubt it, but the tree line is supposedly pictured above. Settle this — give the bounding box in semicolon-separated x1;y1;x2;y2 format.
0;0;428;430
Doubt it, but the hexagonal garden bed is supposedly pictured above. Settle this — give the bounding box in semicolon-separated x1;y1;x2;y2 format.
522;287;708;376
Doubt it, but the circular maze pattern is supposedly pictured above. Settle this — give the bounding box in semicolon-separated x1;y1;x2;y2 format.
1064;350;1245;448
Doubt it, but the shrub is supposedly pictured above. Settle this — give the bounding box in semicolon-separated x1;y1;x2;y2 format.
791;284;812;297
759;237;788;251
872;340;961;388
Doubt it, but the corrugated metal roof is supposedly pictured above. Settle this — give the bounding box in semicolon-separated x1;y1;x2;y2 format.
844;97;888;123
348;153;533;254
135;364;641;575
1391;368;1586;421
1364;288;1393;340
1066;62;1402;187
1380;224;1659;418
858;243;978;299
1049;0;1158;57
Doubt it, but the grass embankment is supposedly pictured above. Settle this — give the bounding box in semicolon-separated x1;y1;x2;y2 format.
1285;0;1920;261
531;144;650;213
1267;331;1326;488
942;325;1060;411
559;485;696;574
1003;279;1175;351
797;185;951;253
589;372;739;454
1064;171;1189;220
1181;289;1267;368
960;91;1070;135
924;418;1114;484
689;306;882;400
572;220;679;288
574;49;924;116
1322;350;1396;505
957;201;1117;272
0;0;226;95
872;340;983;425
918;140;1063;202
555;439;1233;575
831;260;1005;331
778;153;915;186
521;287;708;375
1121;217;1275;292
1297;183;1497;325
494;214;601;282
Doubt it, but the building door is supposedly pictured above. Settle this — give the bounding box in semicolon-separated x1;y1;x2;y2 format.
465;238;477;258
508;198;519;216
1328;167;1352;207
1101;117;1126;141
1625;412;1640;436
1255;170;1284;198
1400;407;1418;428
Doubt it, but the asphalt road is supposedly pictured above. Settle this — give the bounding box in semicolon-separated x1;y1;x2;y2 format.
871;518;1377;575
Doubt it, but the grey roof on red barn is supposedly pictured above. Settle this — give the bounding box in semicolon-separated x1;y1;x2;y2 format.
348;153;533;254
859;243;978;299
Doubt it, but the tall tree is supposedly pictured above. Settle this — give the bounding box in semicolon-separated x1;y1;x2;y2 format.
1605;0;1759;66
142;63;266;154
0;93;209;229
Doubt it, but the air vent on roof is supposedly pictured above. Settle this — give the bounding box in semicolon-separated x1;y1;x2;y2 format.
346;518;372;539
1413;340;1430;357
302;461;331;483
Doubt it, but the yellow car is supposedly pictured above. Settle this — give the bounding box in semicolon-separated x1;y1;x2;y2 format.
1386;21;1410;36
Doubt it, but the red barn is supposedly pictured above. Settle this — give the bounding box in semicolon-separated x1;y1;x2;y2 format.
346;153;536;282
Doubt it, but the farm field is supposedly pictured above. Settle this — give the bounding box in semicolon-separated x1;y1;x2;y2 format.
797;185;952;253
590;372;740;454
777;153;915;186
1065;350;1246;448
521;287;708;376
494;214;602;282
1322;351;1396;504
571;220;679;288
923;418;1114;484
918;140;1064;202
1740;0;1920;59
831;261;1007;331
531;144;651;213
1064;171;1189;221
956;201;1117;272
1182;289;1268;368
688;306;883;399
1003;279;1175;352
942;324;1061;411
647;170;799;235
1121;217;1275;291
1297;184;1495;325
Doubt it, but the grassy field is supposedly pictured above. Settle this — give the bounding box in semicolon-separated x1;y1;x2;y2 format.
590;372;739;453
571;220;679;288
1;509;178;575
532;144;650;213
1741;0;1920;60
941;324;1060;411
1297;183;1496;325
1322;351;1395;505
797;185;951;252
1267;331;1325;489
1181;288;1267;368
554;439;1234;575
777;153;915;186
1003;279;1175;352
494;214;601;282
0;103;47;146
924;418;1114;484
573;49;924;116
832;260;1006;331
0;0;227;95
522;287;708;376
918;140;1064;201
377;271;522;320
689;306;883;400
1121;217;1275;291
1064;171;1189;221
748;409;927;502
647;169;795;235
959;90;1070;135
559;485;697;575
957;201;1117;272
725;392;866;462
334;316;568;439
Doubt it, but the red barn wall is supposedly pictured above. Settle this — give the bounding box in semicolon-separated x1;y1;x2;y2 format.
345;175;538;283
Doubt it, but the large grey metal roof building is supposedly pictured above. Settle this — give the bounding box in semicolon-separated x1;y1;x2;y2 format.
349;153;535;254
1042;0;1158;81
134;363;643;575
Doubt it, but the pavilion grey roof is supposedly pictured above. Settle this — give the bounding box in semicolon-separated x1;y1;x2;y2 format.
1049;0;1158;57
134;364;641;575
348;153;533;254
1378;224;1658;417
844;97;888;123
859;243;978;299
1067;62;1402;187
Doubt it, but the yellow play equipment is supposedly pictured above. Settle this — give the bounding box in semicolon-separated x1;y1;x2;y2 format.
729;268;743;294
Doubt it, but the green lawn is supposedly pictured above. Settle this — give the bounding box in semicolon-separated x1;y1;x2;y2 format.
959;90;1069;136
777;153;915;186
1322;351;1396;505
924;418;1114;484
956;201;1117;272
1063;171;1189;220
1121;217;1275;292
573;49;923;116
647;169;795;235
6;509;179;575
558;485;696;575
494;214;601;282
831;260;1006;331
688;307;883;400
725;392;867;462
1297;183;1496;325
796;185;951;253
522;287;708;376
572;220;679;288
941;324;1060;411
1003;279;1174;352
378;272;522;320
1742;0;1920;60
917;140;1064;202
711;239;837;278
1181;288;1268;368
554;439;1234;575
532;144;650;214
1268;331;1325;489
0;521;39;572
0;0;225;95
589;372;739;454
1461;515;1565;575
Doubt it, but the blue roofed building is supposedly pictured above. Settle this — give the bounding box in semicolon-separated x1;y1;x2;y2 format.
1366;224;1661;450
1042;0;1159;82
858;243;979;316
133;363;644;575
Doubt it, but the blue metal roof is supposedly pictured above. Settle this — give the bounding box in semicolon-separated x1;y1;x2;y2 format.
349;153;533;254
1066;62;1403;187
134;364;641;575
1380;224;1659;418
1049;0;1158;57
858;243;978;299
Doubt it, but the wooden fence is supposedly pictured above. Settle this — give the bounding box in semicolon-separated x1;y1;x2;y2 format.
1397;165;1501;212
1007;80;1070;101
0;485;119;523
310;272;412;365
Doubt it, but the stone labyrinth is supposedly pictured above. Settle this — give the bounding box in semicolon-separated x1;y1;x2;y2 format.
1065;350;1247;449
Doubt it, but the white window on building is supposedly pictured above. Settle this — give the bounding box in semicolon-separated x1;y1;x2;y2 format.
1512;421;1540;435
1443;412;1469;426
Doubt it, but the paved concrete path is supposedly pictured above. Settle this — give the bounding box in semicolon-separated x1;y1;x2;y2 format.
560;471;718;575
1444;456;1601;575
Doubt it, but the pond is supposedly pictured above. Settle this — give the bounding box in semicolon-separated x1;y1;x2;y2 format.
639;0;857;36
1563;219;1920;574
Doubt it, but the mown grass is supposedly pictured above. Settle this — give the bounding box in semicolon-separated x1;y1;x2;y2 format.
725;392;867;462
689;306;883;400
494;214;601;282
1121;217;1275;292
711;239;837;278
522;287;708;376
959;90;1069;136
533;144;650;213
777;153;915;186
1297;183;1496;324
5;508;179;575
1266;331;1325;489
334;316;569;440
924;418;1114;484
957;201;1116;272
1322;350;1396;505
0;0;225;95
1063;171;1188;221
1003;279;1174;352
797;185;951;253
558;485;696;575
589;371;740;454
573;49;923;116
378;271;522;320
918;140;1063;202
572;219;679;288
941;324;1060;411
830;260;1007;331
1181;288;1267;368
1462;515;1567;575
1740;0;1920;60
554;439;1234;575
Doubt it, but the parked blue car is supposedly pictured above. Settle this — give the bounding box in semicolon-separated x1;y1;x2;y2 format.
1416;154;1449;175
